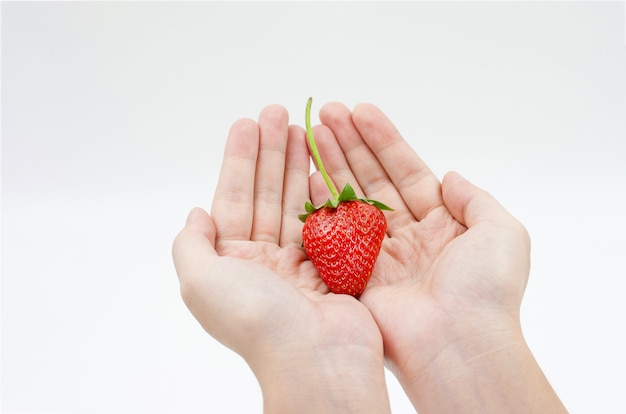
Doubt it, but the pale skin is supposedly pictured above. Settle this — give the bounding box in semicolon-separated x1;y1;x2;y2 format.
172;102;568;413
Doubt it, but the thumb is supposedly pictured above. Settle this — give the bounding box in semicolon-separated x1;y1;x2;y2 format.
172;207;238;341
442;171;531;281
442;172;532;313
441;171;517;229
172;207;218;286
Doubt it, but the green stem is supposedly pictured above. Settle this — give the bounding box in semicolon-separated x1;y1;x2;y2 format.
305;97;340;200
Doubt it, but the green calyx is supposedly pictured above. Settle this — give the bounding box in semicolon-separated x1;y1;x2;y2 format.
298;182;392;222
299;98;392;223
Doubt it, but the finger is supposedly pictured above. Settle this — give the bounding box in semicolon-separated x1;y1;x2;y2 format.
172;207;218;300
309;123;362;197
211;118;259;241
318;103;411;229
309;171;332;206
441;171;518;228
351;103;444;222
279;125;310;247
306;119;359;206
250;104;289;243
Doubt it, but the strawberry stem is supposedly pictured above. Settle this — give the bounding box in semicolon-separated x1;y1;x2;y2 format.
306;98;340;200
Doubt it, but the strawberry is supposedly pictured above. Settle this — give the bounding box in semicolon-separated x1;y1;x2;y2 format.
299;98;392;296
300;185;389;296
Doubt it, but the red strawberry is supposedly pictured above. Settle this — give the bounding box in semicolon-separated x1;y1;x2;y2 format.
300;98;391;296
301;190;388;296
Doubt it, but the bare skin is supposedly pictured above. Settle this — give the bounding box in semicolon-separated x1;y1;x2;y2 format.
173;102;568;413
173;105;391;413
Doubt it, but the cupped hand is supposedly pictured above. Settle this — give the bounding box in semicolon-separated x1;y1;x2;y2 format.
172;105;390;412
310;102;531;381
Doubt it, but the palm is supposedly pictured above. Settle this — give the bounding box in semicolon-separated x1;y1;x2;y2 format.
361;208;467;371
314;102;529;373
370;208;462;288
178;105;383;358
215;239;320;291
210;236;383;356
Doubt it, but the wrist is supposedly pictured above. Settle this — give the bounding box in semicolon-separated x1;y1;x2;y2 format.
394;314;566;413
249;342;391;414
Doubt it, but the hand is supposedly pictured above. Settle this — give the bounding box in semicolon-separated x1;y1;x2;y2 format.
310;102;567;413
172;105;391;413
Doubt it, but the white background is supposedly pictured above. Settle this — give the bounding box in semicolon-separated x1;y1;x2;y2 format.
2;2;625;413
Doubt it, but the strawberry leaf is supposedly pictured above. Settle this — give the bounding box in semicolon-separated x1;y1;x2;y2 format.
299;182;394;223
337;183;358;203
362;199;394;211
339;183;394;211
